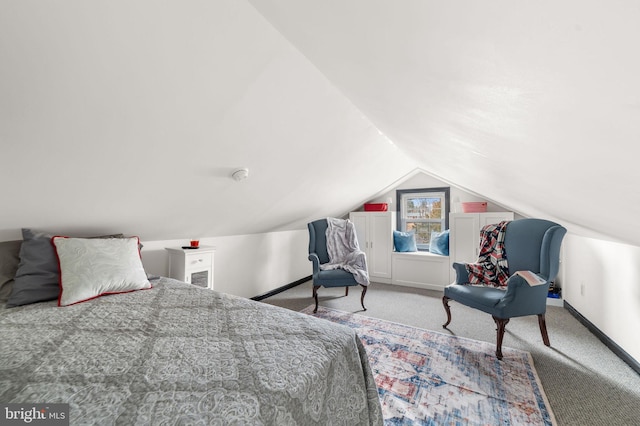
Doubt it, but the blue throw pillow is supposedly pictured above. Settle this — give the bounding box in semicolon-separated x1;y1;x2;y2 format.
393;230;417;252
429;230;450;256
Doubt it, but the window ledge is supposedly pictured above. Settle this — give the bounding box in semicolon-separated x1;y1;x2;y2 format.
392;251;449;259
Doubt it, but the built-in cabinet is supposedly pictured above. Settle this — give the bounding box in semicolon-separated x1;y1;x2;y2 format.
349;211;394;283
348;209;558;305
449;212;515;282
391;251;451;290
348;210;518;290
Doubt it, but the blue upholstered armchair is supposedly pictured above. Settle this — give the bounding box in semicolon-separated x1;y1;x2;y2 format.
443;218;567;359
308;219;367;313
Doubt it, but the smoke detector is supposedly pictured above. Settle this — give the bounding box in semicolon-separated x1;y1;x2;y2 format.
231;167;249;181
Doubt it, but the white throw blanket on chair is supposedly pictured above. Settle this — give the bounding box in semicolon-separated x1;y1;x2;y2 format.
319;217;370;286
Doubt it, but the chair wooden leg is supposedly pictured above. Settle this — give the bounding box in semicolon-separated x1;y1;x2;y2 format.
345;286;349;296
538;314;551;346
442;296;452;327
360;285;367;311
312;285;320;313
492;316;510;360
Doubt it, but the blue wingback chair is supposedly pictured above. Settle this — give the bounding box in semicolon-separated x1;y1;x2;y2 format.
308;219;367;313
443;218;567;359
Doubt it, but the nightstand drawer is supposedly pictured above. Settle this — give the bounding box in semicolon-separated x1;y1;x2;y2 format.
185;253;212;268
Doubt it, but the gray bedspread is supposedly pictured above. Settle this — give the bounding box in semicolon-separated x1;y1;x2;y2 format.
0;277;382;425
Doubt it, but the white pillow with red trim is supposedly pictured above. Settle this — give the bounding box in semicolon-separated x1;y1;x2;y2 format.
52;236;151;306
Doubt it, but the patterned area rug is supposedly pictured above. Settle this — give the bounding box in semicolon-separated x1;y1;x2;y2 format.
301;306;556;426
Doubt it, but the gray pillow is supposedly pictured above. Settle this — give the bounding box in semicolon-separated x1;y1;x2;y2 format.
7;229;60;307
7;229;127;308
0;240;22;303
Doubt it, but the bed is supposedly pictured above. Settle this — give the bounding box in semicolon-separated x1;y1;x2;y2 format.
0;234;383;425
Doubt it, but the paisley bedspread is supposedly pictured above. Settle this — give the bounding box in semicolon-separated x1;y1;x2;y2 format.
0;277;382;425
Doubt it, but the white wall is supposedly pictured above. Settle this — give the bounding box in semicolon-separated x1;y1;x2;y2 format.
562;235;640;362
141;229;310;299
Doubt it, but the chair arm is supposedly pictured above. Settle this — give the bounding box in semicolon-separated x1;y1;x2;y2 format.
494;274;549;317
308;253;321;276
452;262;469;284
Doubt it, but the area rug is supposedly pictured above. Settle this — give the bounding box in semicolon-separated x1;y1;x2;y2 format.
301;306;556;426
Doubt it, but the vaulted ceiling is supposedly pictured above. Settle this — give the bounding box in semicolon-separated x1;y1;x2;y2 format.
1;1;638;246
249;0;640;246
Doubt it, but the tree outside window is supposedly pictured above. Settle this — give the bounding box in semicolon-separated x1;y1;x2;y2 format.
397;187;450;250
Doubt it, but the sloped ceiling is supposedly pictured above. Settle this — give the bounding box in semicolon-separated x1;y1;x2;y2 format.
1;1;639;246
249;0;640;246
0;0;416;241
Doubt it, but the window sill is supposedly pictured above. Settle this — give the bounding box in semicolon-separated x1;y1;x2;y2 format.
392;251;449;259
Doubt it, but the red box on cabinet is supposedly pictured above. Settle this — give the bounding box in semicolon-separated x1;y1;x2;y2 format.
461;202;487;213
364;203;388;212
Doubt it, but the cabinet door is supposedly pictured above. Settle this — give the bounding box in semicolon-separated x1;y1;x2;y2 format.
449;212;515;282
479;212;514;228
368;212;392;279
450;213;480;264
186;269;210;288
349;212;368;251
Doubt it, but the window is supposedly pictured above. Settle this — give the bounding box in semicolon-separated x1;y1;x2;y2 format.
396;187;450;250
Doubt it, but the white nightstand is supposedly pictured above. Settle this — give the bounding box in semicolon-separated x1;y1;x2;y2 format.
165;246;216;290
